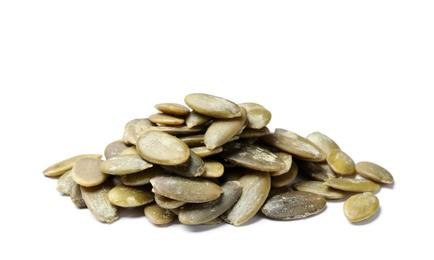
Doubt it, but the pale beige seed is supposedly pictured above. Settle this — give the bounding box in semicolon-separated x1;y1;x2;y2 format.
70;182;86;208
80;181;119;223
201;160;225;178
180;134;205;147
144;203;176;225
292;180;346;200
71;158;108;187
149;125;206;135
220;141;285;172
100;154;153;175
261;191;326;220
184;93;242;119
123;118;154;145
154;103;190;116
150;175;222;203
148;113;185;126
154;194;186;209
327;149;356;175
271;152;293;176
119;146;139;156
204;107;247;149
239;102;272;129
56;170;74;195
344;192;379;223
297;161;336;181
120;165;167;186
162;150;205;177
324;178;381;193
179;181;243;225
190;146;223;158
42;154;103;177
238;127;270;139
108;185;154;207
222;171;271;226
271;161;298;188
355;161;394;184
306;131;340;156
185;111;212;128
104;140;129;160
136;130;190;166
261;131;326;162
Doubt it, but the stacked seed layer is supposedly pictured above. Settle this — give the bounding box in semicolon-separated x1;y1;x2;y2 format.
43;93;393;225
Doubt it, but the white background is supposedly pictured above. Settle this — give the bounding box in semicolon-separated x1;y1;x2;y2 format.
1;1;433;259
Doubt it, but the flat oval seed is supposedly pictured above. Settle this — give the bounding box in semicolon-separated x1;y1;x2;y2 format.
271;152;293;176
185;111;212;128
327;149;356;175
261;191;326;220
80;181;119;223
324;178;381;192
292;180;346;200
306;131;340;155
43;154;103;177
100;154;153;175
190;146;223;158
355;161;394;184
202;160;225;178
150;175;222;203
261;132;326;162
70;182;86;208
162;150;206;177
144;203;176;225
204;107;247;149
271;161;298;188
56;170;74;195
239;102;272;129
344;192;379;223
136;130;190;166
148;113;185;126
108;185;154;207
120;165;167;186
179;181;243;225
220;142;285;172
154;103;190;116
71;158;108;187
297;161;336;181
222;171;271;226
123;118;154;145
154;194;186;209
185;93;242;119
104;140;130;159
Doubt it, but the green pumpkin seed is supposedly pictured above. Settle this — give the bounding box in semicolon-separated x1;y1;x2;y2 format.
108;184;154;207
148;113;185;126
71;158;108;187
297;160;336;181
261;191;326;220
136;130;190;166
43;154;103;177
144;203;176;225
292;180;346;200
327;149;356;175
154;103;190;116
123;118;154;145
201;160;225;178
150;175;222;203
355;161;394;184
239;102;272;129
179;181;243;225
100;154;153;175
154;194;186;209
344;192;379;223
190;146;223;158
185;93;242;119
271;152;293;176
180;134;205;147
80;181;119;223
162;150;206;177
306;131;340;155
271;160;298;188
222;171;271;226
323;178;381;192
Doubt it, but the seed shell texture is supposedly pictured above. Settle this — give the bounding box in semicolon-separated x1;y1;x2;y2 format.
344;192;379;223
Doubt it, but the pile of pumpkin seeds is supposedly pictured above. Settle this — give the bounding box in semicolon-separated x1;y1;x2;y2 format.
43;93;394;226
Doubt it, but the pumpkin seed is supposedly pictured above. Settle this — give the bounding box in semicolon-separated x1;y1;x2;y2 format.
180;134;205;147
201;160;225;178
179;181;242;225
297;160;336;181
154;103;190;116
71;158;108;187
271;160;298;188
327;149;356;175
70;181;86;208
355;161;394;184
271;152;292;176
150;175;222;203
148;113;185;126
222;171;271;226
323;178;381;192
306;131;340;155
104;140;130;159
80;181;120;223
123;118;154;145
144;203;176;225
43;154;103;177
190;146;223;158
56;170;74;195
344;192;379;223
239;102;272;129
261;191;326;220
120;165;166;186
162;150;205;177
108;184;154;207
185;93;242;119
119;146;139;156
154;194;186;209
136;130;190;166
238;127;270;139
185;111;212;128
100;154;153;175
292;180;346;200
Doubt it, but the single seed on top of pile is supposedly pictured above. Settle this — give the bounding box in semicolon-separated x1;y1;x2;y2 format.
184;93;242;119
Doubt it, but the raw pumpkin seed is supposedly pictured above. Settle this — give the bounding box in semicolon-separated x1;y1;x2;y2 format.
185;111;212;128
154;103;190;116
56;170;74;195
70;181;86;208
271;160;298;188
355;161;393;184
161;150;206;177
108;184;154;207
190;146;223;158
297;160;336;181
120;165;166;186
80;181;120;223
144;203;176;225
154;194;186;209
100;154;153;175
239;102;272;129
292;180;346;200
327;149;356;175
104;140;130;160
306;131;340;156
344;192;379;223
201;160;225;178
71;157;108;187
185;93;242;119
148;113;185;126
123;118;154;145
43;154;103;177
323;178;381;193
